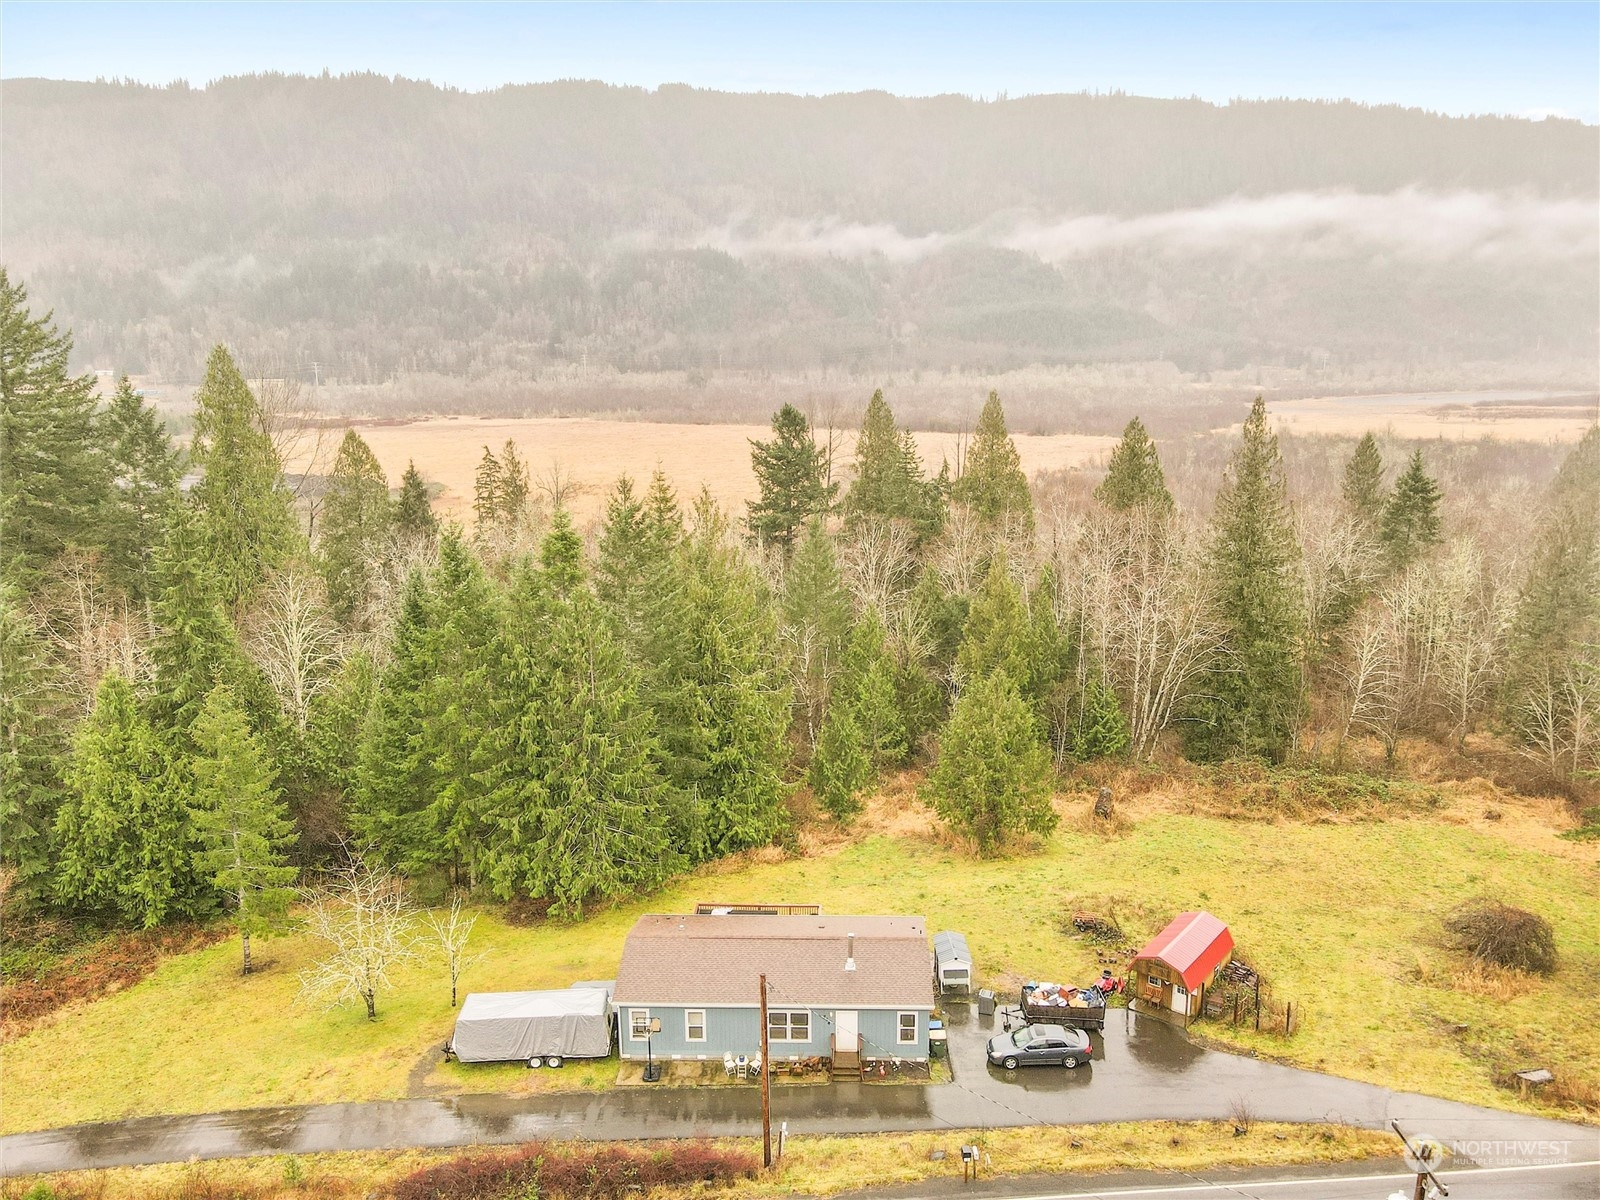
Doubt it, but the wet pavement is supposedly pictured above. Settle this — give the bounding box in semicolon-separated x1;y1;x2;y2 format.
5;1003;1596;1175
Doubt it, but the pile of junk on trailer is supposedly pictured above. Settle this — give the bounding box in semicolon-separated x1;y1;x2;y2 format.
1006;971;1125;1031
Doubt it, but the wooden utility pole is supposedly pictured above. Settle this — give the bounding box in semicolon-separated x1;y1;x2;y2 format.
759;973;772;1168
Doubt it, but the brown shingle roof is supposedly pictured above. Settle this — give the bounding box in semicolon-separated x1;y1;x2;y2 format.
612;914;935;1008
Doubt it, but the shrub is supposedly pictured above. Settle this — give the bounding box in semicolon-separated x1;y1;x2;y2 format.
1443;900;1557;975
390;1139;760;1200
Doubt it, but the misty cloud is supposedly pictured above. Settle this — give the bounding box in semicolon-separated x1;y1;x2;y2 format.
685;189;1597;266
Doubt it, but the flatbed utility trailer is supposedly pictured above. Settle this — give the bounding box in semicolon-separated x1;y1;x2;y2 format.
1018;982;1106;1031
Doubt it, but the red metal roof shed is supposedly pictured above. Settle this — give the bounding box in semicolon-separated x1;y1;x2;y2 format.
1133;911;1233;991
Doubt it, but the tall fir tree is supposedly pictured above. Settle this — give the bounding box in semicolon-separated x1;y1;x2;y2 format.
1341;432;1388;529
1379;449;1443;571
839;609;909;769
596;471;683;660
1095;417;1174;514
747;404;835;552
1070;668;1131;761
473;445;505;533
781;521;853;750
0;270;111;593
476;527;677;914
148;501;252;740
319;429;393;627
808;700;871;822
101;376;182;603
923;670;1057;856
842;390;942;538
1191;397;1306;761
1502;426;1600;771
956;556;1036;692
189;685;297;972
394;460;438;543
952;391;1033;528
189;346;298;608
644;497;791;858
0;588;71;894
55;673;197;927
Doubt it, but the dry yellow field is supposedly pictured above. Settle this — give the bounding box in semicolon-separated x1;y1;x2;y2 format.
1267;390;1598;443
289;416;1120;524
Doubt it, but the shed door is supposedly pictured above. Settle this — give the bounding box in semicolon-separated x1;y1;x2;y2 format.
835;1010;858;1048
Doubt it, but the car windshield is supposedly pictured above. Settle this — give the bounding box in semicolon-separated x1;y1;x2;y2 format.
1010;1029;1032;1047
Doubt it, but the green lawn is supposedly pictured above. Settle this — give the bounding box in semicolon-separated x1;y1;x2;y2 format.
6;803;1599;1134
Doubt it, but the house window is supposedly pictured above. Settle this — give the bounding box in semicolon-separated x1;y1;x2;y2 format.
629;1009;651;1041
897;1012;918;1044
686;1010;706;1042
767;1010;811;1042
1148;975;1164;988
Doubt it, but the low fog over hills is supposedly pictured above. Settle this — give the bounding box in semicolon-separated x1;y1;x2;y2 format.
4;74;1596;399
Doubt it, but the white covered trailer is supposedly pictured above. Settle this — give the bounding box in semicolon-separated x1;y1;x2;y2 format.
933;930;974;993
449;988;614;1064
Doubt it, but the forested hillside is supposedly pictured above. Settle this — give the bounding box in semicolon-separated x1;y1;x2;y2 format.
4;76;1595;386
4;276;1598;947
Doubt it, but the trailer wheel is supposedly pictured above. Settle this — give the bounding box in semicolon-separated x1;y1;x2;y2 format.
527;1057;543;1069
545;1056;564;1068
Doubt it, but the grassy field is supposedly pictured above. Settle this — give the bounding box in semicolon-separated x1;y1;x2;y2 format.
5;775;1598;1135
7;1122;1396;1199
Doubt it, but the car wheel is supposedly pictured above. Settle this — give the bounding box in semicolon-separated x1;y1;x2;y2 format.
1002;1056;1019;1070
1063;1056;1079;1069
546;1056;563;1069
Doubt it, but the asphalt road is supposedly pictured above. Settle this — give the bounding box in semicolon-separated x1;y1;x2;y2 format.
4;1005;1596;1177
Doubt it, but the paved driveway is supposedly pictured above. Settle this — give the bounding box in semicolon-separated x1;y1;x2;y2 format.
4;1004;1595;1175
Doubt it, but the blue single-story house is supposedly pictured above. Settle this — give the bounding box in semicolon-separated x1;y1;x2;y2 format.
612;912;935;1076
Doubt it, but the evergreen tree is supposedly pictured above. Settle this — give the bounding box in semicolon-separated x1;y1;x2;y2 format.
476;539;677;915
148;502;251;740
353;571;440;872
1192;397;1306;761
319;429;393;627
394;460;438;543
1341;432;1388;529
0;588;71;894
923;670;1057;856
189;346;299;608
809;700;871;822
952;391;1033;527
302;650;375;859
1380;449;1443;570
0;270;111;593
1095;417;1174;514
498;439;531;519
596;471;683;660
55;674;196;927
1503;426;1600;771
645;497;791;858
748;404;835;552
782;521;853;749
842;390;942;537
840;609;909;768
956;557;1035;691
1071;668;1131;761
189;685;297;972
473;445;504;532
101;377;182;602
540;507;583;596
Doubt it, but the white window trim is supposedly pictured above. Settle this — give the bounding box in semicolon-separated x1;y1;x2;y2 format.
628;1008;651;1041
767;1009;812;1043
897;1011;918;1044
685;1009;706;1042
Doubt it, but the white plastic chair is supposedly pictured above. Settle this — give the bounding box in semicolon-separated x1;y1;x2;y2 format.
723;1052;736;1078
748;1052;762;1078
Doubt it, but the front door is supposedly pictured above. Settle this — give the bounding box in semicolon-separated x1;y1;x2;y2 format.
835;1010;858;1051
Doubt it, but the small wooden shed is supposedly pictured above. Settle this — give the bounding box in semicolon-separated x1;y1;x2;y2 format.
1131;911;1233;1023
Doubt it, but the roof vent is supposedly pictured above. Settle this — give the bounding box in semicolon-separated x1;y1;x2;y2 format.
845;933;857;972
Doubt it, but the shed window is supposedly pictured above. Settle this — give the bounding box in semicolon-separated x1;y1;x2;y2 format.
629;1009;651;1041
897;1012;918;1044
685;1010;706;1042
767;1010;810;1042
1148;974;1164;988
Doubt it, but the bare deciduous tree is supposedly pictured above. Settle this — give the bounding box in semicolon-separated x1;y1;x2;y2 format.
298;857;420;1021
1332;604;1400;760
840;519;916;622
246;569;344;731
424;894;485;1008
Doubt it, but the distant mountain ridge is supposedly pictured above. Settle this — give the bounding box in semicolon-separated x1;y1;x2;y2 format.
4;75;1596;385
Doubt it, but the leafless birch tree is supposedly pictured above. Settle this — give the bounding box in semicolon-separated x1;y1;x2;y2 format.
424;894;485;1008
247;568;344;731
298;857;420;1021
